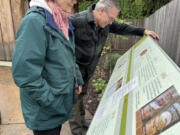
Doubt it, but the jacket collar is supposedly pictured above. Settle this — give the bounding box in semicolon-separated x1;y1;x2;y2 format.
87;4;96;23
30;0;52;13
38;8;74;35
38;8;58;30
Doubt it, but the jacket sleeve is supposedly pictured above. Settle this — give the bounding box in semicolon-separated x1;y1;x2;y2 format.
12;14;61;107
69;15;84;86
69;15;76;27
75;64;84;86
110;21;145;36
69;13;82;28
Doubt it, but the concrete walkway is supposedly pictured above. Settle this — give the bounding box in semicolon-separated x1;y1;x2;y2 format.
0;65;92;135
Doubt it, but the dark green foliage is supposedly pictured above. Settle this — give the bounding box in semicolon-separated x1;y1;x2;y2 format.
118;0;172;18
78;0;172;18
79;0;98;11
104;53;121;70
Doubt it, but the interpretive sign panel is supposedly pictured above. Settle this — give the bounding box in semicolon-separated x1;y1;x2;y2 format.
87;36;180;135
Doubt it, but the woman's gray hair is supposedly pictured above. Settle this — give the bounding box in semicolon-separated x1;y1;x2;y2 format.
95;0;120;12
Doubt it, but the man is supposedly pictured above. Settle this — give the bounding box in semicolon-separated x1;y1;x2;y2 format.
69;0;160;135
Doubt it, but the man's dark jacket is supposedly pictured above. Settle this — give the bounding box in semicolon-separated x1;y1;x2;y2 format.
69;4;145;79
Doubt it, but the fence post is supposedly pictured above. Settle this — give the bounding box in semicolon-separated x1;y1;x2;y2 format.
0;111;1;125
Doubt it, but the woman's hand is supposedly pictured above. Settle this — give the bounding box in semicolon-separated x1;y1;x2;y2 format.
75;85;82;94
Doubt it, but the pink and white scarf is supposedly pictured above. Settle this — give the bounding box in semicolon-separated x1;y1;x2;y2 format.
46;1;72;40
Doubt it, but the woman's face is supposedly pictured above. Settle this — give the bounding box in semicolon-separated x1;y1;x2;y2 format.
56;0;77;12
66;0;77;8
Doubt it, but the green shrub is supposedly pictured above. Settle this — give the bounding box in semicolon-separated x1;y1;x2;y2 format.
104;53;121;70
92;78;107;94
78;0;172;18
79;0;98;11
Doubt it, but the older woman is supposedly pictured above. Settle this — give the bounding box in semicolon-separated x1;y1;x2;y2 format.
12;0;83;135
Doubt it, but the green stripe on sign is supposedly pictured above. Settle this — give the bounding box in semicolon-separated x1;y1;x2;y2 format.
134;36;148;49
119;94;129;135
119;48;133;135
126;49;133;83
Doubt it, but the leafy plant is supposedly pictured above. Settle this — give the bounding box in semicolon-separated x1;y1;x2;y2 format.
101;46;111;56
92;78;107;94
95;65;105;79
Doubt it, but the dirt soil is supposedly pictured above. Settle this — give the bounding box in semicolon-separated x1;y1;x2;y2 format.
84;54;111;115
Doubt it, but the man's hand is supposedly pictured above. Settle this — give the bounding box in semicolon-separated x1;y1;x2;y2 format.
75;85;82;94
144;30;160;40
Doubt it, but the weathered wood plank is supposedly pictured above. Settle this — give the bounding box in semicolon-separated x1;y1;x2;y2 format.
0;24;2;44
0;0;15;60
107;19;144;53
144;0;180;66
11;0;28;34
0;23;6;60
0;0;15;43
175;33;180;66
169;0;180;61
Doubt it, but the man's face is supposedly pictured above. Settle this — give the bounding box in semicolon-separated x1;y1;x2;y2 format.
98;7;119;28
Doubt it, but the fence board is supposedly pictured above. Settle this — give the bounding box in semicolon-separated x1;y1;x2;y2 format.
0;0;15;43
144;0;180;66
175;33;180;65
0;24;5;60
0;0;15;60
0;24;3;44
106;19;144;54
0;23;2;43
11;0;26;34
170;0;180;60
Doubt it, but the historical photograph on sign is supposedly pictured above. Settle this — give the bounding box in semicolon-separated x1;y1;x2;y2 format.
106;78;123;98
140;49;148;56
136;86;180;135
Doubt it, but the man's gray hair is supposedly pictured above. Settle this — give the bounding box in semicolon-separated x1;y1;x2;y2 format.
95;0;121;12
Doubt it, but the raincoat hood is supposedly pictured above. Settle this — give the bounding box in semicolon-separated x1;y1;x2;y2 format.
30;0;52;14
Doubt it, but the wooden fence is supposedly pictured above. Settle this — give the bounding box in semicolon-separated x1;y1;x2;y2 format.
0;0;180;66
108;0;180;66
106;19;144;55
0;0;27;61
144;0;180;66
